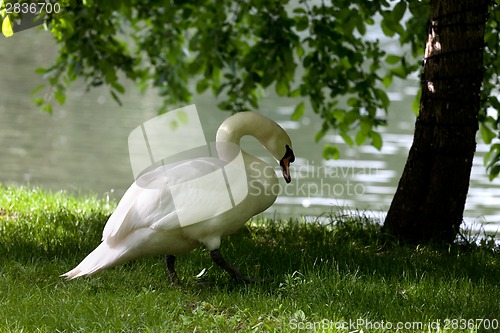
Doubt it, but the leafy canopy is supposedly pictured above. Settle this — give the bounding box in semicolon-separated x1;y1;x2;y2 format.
1;0;500;177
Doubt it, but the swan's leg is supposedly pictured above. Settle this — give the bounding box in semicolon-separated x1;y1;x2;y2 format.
165;255;179;285
210;249;244;281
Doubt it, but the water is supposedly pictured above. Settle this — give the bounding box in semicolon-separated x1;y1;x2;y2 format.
1;29;499;235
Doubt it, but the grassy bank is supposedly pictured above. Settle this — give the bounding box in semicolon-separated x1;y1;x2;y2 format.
0;185;499;332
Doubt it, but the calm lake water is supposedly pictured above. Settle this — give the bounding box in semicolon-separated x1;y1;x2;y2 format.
1;29;499;235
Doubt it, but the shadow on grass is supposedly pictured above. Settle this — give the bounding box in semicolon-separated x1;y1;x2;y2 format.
1;204;499;289
213;216;500;288
0;208;109;260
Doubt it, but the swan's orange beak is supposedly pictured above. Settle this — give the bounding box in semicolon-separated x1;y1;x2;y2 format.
280;145;295;184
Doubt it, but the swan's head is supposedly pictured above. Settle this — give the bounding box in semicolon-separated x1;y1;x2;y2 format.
266;129;295;184
279;144;295;183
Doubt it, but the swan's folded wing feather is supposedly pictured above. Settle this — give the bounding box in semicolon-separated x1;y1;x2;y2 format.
102;182;143;240
102;158;226;241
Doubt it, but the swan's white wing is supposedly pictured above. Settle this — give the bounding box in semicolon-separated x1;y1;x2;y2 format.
102;157;227;241
102;182;142;240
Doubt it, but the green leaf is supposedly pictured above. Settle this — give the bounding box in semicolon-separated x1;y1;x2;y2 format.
385;54;401;65
374;88;390;109
169;120;178;131
293;7;306;14
480;123;496;144
295;45;305;59
355;130;367;145
382;75;393;88
177;110;189;124
332;109;345;122
248;92;259;109
42;103;53;114
489;96;500;110
381;14;405;37
2;14;13;38
34;97;44;107
356;19;366;35
342;17;356;35
322;144;339;160
54;90;66;105
290;87;302;98
275;80;289;96
381;19;395;37
295;15;309;32
217;101;232;111
484;144;500;167
35;67;48;74
315;129;326;142
291;102;305;121
488;164;500;181
392;2;407;23
347;97;358;107
188;59;204;75
344;110;360;126
390;66;407;78
365;17;375;25
196;79;209;94
31;84;45;96
370;131;383;150
340;131;354;146
360;118;372;134
111;82;125;94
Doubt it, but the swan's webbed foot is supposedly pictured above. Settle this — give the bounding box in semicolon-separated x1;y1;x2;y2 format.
210;249;250;283
165;255;180;285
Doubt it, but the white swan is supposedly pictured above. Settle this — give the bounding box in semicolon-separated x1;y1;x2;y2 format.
62;111;294;282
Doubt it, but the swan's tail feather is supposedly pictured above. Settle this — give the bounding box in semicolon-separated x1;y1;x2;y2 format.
61;242;124;279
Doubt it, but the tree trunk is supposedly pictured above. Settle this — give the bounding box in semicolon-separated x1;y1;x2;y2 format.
383;0;489;243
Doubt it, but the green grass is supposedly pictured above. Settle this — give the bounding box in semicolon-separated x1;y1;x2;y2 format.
0;185;499;332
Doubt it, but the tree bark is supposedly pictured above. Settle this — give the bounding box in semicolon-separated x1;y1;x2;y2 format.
383;0;489;243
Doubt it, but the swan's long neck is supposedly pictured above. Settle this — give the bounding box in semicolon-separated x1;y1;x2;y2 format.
216;112;282;209
215;112;279;148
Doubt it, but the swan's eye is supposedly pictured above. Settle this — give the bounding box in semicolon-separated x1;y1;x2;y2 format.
284;145;295;163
